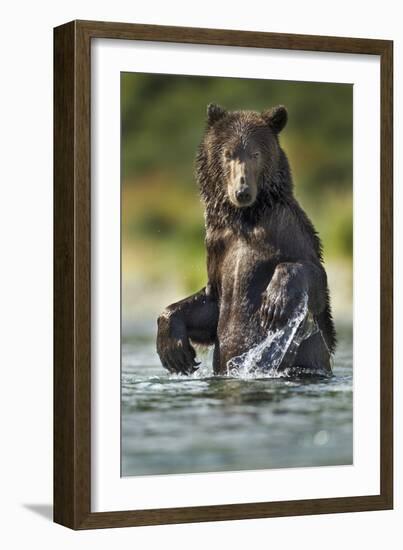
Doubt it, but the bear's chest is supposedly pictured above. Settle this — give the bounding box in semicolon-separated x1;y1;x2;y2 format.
208;228;280;303
223;241;273;297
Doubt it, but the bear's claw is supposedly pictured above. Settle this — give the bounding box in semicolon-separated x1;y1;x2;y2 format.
158;336;200;375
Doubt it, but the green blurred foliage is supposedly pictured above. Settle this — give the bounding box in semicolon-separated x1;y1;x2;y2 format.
121;72;352;310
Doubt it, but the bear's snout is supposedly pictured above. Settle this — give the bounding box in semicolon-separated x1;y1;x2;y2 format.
226;155;260;208
235;187;252;204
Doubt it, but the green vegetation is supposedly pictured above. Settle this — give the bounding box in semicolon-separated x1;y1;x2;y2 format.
121;73;352;318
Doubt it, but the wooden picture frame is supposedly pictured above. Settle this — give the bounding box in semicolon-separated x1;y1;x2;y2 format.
54;19;393;529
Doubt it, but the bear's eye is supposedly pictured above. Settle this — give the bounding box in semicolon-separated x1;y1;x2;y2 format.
251;152;260;159
224;150;232;160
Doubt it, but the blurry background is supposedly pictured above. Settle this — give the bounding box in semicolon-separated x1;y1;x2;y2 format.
121;72;353;331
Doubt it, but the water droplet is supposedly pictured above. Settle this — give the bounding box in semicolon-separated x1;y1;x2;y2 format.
314;430;329;446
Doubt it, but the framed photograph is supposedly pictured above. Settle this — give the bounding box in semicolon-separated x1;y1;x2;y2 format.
54;20;393;529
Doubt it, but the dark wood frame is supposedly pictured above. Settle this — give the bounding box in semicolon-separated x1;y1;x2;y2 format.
54;19;393;530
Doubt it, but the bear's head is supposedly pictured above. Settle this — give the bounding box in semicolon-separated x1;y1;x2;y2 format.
197;104;289;211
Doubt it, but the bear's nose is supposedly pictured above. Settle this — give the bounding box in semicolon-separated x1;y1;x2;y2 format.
236;188;252;203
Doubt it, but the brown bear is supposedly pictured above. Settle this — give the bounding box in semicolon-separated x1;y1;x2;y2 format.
156;104;336;376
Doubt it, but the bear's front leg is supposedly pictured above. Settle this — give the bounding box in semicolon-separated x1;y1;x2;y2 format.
157;287;219;375
260;261;327;332
157;310;200;375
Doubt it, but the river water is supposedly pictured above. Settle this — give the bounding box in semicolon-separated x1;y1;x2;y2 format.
121;323;352;476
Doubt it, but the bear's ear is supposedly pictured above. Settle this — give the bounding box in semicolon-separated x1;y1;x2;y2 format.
207;103;227;126
262;105;288;133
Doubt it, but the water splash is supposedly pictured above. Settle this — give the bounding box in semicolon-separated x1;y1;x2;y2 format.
226;292;324;378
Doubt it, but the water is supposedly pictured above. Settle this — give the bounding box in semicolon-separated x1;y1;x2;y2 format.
121;322;352;477
227;292;327;376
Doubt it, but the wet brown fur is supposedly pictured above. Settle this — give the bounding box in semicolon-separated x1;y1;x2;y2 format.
156;105;336;375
